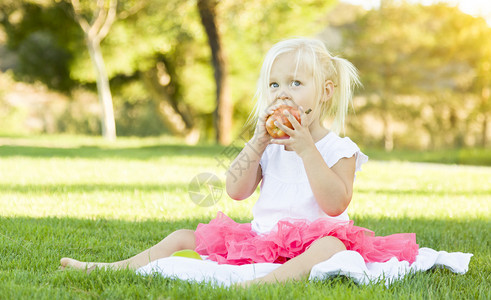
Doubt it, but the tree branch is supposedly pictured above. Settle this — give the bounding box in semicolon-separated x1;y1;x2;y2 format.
89;0;110;40
96;0;117;41
90;0;104;26
118;0;148;19
70;0;91;33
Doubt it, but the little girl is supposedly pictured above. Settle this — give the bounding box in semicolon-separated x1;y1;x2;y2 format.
60;38;418;285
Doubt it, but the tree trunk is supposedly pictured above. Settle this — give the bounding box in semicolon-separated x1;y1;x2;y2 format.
87;39;116;141
197;0;232;145
482;115;488;148
379;95;394;152
69;0;118;141
382;113;394;151
482;86;489;148
141;69;200;145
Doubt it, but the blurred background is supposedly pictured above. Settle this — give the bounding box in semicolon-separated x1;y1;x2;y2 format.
0;0;489;154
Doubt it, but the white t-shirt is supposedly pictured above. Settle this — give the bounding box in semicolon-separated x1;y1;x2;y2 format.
251;132;368;234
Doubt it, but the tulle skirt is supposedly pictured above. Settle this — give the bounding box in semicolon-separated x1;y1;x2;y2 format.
194;212;418;265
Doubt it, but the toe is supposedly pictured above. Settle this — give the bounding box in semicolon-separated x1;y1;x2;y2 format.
60;257;69;267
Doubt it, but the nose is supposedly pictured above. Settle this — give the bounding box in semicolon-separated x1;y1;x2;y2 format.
276;91;291;100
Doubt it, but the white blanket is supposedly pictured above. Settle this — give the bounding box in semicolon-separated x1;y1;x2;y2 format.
136;247;472;287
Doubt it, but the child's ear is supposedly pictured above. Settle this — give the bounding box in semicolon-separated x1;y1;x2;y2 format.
322;80;335;102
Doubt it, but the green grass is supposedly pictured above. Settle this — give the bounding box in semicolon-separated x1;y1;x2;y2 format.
364;148;491;166
0;135;490;299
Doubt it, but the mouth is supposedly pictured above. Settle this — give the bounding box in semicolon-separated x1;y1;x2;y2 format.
272;99;312;115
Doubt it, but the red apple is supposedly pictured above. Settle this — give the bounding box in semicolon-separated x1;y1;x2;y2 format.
265;105;301;139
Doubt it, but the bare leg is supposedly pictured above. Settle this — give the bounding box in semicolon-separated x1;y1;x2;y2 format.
60;229;196;272
239;236;346;287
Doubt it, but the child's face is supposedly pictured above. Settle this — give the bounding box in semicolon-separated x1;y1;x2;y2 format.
268;52;318;126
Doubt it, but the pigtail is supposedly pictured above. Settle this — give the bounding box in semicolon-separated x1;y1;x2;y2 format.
243;38;361;138
329;56;361;135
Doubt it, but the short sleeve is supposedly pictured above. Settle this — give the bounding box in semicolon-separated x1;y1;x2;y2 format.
322;136;368;173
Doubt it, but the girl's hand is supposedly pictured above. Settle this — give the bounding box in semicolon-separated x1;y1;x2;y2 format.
270;105;316;158
251;108;272;150
252;99;297;149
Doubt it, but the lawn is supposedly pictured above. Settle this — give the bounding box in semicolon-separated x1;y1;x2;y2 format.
0;135;489;299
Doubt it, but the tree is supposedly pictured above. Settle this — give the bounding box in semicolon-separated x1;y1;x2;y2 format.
336;3;428;150
337;2;490;150
462;19;491;148
197;0;232;145
207;0;337;140
1;0;339;142
0;1;78;91
110;0;205;143
140;53;200;144
69;0;117;140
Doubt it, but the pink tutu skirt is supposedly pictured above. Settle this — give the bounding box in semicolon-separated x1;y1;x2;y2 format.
194;212;418;265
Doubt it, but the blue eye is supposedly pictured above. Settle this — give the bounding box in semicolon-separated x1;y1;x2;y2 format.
291;80;301;87
269;82;279;88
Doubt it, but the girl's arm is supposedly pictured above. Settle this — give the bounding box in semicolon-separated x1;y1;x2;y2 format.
227;101;291;200
300;149;356;216
270;109;356;216
225;138;267;200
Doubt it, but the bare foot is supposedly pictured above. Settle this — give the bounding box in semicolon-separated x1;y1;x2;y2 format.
59;257;108;273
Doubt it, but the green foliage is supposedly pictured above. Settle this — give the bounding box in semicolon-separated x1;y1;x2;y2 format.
0;104;30;135
0;1;489;147
1;0;338;139
1;2;80;90
115;99;170;137
16;31;72;90
56;100;101;135
220;0;337;113
340;2;491;149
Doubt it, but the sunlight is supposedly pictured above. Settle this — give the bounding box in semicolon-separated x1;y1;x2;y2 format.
341;0;491;25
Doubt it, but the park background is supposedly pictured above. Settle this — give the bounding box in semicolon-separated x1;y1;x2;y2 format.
0;0;490;299
0;0;490;156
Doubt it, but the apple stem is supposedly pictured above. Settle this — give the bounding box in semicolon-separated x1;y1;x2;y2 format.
305;108;312;114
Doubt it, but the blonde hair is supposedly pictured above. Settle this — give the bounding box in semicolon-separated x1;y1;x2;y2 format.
246;38;361;134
